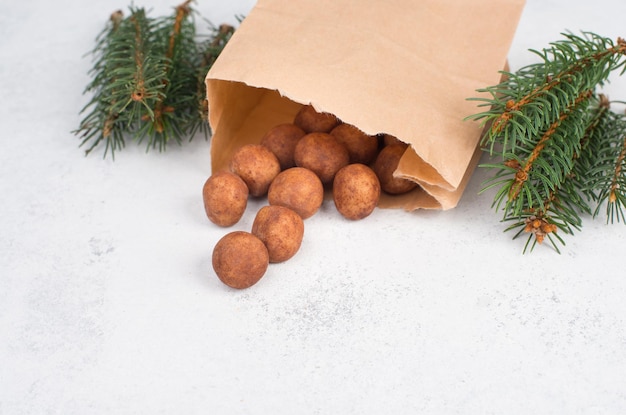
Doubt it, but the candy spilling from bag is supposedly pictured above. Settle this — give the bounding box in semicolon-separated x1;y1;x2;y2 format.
203;0;525;288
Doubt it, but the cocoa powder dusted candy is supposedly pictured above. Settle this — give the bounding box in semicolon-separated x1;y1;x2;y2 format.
252;205;304;263
293;104;340;133
202;171;249;227
333;163;381;220
229;144;281;197
380;133;406;148
260;123;306;170
330;124;379;165
372;144;419;195
294;132;349;184
212;231;269;289
268;167;324;219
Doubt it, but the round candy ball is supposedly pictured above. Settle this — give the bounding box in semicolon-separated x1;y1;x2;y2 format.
372;144;418;195
252;205;304;263
212;231;269;289
268;167;324;219
330;123;379;165
333;163;381;220
294;132;350;184
260;123;306;170
229;144;281;197
293;104;340;133
381;134;405;148
202;171;249;227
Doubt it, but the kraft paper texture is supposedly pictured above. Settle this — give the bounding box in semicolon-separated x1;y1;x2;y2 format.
206;0;525;210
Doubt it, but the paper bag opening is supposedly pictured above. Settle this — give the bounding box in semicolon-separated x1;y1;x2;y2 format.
206;0;525;210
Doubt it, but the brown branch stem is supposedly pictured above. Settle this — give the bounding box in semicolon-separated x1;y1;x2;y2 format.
609;134;626;203
153;0;192;133
130;14;147;102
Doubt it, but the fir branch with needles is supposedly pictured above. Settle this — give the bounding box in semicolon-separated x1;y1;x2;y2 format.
585;106;626;222
74;1;236;158
467;32;626;253
191;21;236;137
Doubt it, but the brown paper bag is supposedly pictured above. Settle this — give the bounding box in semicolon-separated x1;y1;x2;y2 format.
206;0;525;210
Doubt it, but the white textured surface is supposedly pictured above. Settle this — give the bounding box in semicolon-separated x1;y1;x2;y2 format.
1;0;626;414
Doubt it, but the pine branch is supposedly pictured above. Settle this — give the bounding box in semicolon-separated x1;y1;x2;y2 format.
149;0;193;147
584;108;626;223
471;33;626;151
189;22;235;137
74;2;236;158
506;89;592;204
76;10;127;156
468;32;626;252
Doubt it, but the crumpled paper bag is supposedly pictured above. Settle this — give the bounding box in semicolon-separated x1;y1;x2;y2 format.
206;0;525;210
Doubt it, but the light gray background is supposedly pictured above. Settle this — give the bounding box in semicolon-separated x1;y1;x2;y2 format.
1;0;625;414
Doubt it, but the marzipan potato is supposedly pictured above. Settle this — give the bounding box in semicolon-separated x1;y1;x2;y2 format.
260;123;306;170
333;164;381;220
252;205;304;263
294;132;350;184
293;104;340;133
229;144;281;197
212;231;269;289
372;144;419;195
330;124;379;165
202;171;248;227
268;167;324;219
